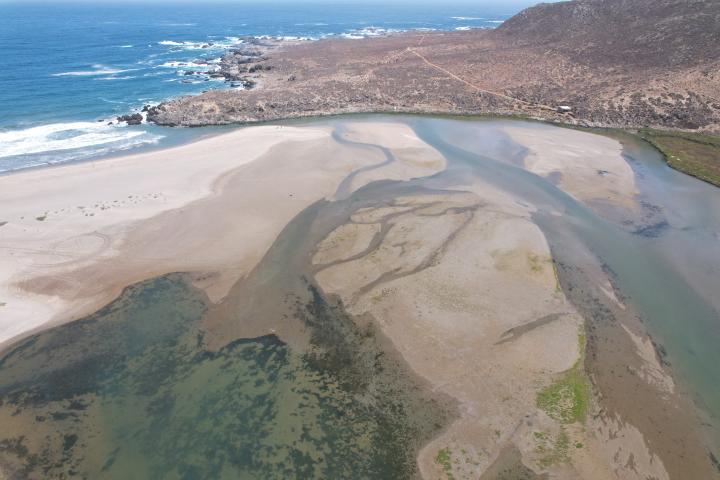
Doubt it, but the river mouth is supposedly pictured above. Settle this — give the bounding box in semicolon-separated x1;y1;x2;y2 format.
0;115;719;478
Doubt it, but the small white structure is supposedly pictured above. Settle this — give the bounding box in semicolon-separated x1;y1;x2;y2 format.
556;105;573;114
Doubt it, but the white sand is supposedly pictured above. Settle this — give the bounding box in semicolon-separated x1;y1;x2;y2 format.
0;121;446;350
0;125;330;347
503;125;638;209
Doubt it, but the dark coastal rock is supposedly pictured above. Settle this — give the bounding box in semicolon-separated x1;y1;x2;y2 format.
230;48;262;57
116;113;143;125
248;64;272;73
242;37;263;46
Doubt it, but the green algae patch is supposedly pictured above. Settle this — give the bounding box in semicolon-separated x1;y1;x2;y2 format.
527;252;548;273
551;260;562;293
537;333;590;424
534;430;570;468
435;448;455;480
0;275;450;479
639;129;720;188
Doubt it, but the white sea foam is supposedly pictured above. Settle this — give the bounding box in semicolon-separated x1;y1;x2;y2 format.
118;45;134;48
159;61;211;70
0;134;163;173
488;20;505;24
143;71;173;77
451;16;485;20
0;122;158;158
455;26;473;31
277;35;316;41
340;27;402;39
52;65;138;77
94;76;138;81
98;98;130;105
158;40;207;50
158;37;245;51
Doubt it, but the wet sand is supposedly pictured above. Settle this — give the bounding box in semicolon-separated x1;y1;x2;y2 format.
0;116;717;479
0;122;442;350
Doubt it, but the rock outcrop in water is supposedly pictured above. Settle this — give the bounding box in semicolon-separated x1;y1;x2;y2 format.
117;113;143;125
147;0;720;133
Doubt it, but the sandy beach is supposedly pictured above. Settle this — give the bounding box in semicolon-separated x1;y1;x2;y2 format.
0;117;716;479
0;125;332;347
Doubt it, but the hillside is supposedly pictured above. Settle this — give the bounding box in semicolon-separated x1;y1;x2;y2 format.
147;0;720;133
497;0;720;67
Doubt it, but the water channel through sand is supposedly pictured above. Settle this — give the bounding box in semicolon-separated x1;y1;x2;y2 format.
0;116;718;478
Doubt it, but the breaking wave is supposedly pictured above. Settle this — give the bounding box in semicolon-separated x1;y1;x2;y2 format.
52;65;138;77
0;122;161;159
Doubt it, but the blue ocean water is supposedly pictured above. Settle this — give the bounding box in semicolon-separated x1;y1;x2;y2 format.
0;1;532;172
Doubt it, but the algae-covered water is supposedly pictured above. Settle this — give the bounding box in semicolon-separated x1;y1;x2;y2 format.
0;273;448;479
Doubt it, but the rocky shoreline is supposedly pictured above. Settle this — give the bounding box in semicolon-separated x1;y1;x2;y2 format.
115;37;292;126
139;0;720;134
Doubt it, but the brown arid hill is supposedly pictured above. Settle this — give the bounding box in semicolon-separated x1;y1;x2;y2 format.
497;0;720;68
148;0;720;133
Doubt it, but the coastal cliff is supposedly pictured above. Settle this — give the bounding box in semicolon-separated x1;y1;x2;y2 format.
147;0;720;132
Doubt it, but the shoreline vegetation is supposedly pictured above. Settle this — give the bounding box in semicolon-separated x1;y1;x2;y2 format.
638;129;720;187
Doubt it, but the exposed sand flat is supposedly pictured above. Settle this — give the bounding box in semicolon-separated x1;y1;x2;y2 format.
334;122;446;196
312;223;381;265
0;118;709;480
502;125;639;209
314;180;675;479
0;120;449;350
313;183;584;477
0;124;364;348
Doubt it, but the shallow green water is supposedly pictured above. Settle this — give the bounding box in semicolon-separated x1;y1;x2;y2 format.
0;274;447;479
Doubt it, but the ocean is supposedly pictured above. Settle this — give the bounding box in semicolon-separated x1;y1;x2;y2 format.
0;1;529;173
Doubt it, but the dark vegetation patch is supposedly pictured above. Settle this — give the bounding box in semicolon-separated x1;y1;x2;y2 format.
639;129;720;187
0;274;451;479
710;451;720;473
